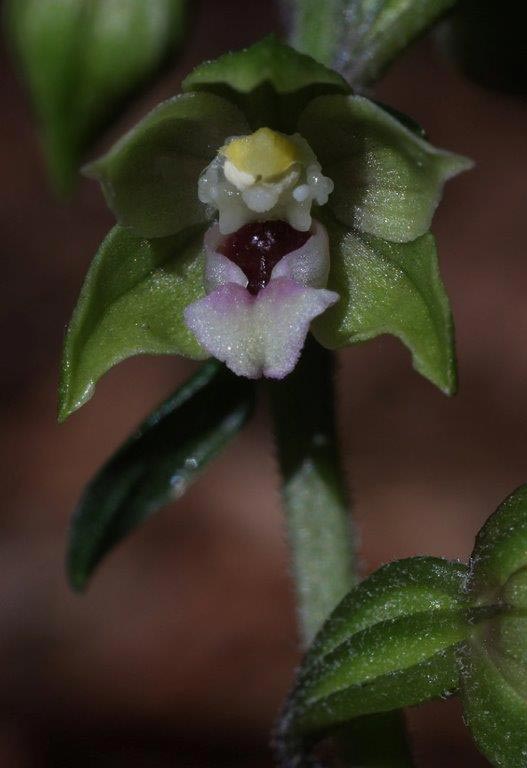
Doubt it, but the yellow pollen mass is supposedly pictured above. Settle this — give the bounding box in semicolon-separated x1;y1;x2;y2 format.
221;128;300;181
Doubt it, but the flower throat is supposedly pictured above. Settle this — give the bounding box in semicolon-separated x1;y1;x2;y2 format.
219;221;310;295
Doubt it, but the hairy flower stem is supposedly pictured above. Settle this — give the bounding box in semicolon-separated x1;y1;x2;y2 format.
270;338;413;766
270;338;355;645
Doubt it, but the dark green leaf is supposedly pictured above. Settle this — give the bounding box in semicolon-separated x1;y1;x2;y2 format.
468;484;527;598
182;35;350;132
460;634;527;768
59;224;208;421
85;92;248;238
298;95;472;243
67;360;256;591
312;216;457;395
285;557;469;737
334;0;457;87
5;0;188;193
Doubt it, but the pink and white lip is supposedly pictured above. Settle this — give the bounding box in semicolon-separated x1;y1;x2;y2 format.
184;220;339;379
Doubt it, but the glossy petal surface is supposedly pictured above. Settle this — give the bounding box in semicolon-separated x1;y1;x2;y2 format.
299;95;472;242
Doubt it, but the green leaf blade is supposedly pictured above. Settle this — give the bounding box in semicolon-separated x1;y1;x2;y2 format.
59;224;208;421
182;35;350;132
5;0;189;193
67;360;256;591
313;219;457;394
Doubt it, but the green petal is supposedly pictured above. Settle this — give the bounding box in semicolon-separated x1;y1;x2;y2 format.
5;0;188;194
182;34;350;132
85;92;249;238
59;225;208;421
312;216;457;395
460;637;527;768
299;95;472;242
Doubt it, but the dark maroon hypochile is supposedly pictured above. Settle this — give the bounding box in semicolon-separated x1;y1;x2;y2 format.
219;220;311;295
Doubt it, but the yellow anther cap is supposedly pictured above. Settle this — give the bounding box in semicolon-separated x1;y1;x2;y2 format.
220;127;300;181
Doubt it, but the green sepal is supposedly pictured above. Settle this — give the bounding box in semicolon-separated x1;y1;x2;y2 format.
299;95;472;243
335;0;457;87
284;557;469;737
5;0;188;194
67;360;256;591
85;92;248;238
182;35;351;133
312;216;457;395
459;635;527;768
59;224;208;422
468;483;527;599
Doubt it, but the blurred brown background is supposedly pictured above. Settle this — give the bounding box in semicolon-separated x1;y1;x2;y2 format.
1;1;526;766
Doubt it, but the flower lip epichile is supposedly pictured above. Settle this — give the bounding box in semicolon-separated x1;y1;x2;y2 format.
184;218;339;379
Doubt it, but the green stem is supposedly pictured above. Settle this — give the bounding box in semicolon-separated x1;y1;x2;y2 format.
270;339;413;766
270;338;355;646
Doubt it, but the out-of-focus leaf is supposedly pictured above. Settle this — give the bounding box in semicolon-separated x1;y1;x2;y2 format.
5;0;189;193
59;224;208;421
312;216;457;395
283;557;469;737
85;92;248;238
282;0;344;69
67;360;256;591
298;95;472;243
182;34;350;133
333;0;457;87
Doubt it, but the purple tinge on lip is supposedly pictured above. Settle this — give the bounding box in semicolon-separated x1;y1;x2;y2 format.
184;220;339;379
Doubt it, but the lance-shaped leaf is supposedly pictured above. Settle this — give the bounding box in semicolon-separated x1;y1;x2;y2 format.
334;0;457;87
85;92;249;238
67;360;256;591
282;557;469;738
5;0;188;193
182;35;350;133
459;484;527;768
298;95;472;243
59;224;208;422
312;216;457;395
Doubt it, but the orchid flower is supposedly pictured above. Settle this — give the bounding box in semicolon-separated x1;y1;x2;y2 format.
59;36;471;419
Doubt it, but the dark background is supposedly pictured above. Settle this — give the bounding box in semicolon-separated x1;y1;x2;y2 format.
1;1;526;765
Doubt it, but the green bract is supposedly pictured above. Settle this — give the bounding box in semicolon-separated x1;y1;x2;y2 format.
460;485;527;768
61;35;471;419
277;485;527;768
5;0;188;193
